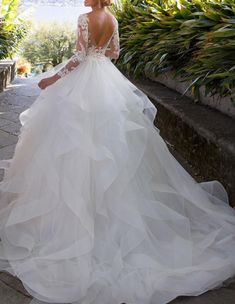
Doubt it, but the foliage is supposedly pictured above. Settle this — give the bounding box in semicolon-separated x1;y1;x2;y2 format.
0;0;29;59
16;57;31;75
110;0;235;103
21;21;76;72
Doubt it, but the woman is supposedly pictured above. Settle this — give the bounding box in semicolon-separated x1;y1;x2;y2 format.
0;0;235;303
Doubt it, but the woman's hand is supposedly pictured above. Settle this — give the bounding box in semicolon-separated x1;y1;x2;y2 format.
38;75;60;90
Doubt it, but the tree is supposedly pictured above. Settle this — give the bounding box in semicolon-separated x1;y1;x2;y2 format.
21;21;76;71
0;0;29;59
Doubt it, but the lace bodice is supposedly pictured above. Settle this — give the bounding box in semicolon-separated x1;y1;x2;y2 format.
55;13;120;78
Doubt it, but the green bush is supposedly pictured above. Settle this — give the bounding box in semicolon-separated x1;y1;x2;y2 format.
21;21;77;72
0;0;29;60
111;0;235;103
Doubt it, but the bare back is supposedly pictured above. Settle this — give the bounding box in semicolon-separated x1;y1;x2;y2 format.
54;10;120;78
86;11;116;49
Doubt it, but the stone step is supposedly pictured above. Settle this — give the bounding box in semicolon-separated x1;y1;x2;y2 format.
127;75;235;207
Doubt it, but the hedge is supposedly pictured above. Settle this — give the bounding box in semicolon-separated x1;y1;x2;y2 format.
110;0;235;104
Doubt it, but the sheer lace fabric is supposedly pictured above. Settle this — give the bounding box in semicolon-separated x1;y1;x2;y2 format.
56;13;119;78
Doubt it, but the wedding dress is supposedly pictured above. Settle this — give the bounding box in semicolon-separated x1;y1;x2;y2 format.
0;12;235;304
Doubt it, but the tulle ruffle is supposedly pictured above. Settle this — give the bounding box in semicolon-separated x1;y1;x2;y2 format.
0;55;235;304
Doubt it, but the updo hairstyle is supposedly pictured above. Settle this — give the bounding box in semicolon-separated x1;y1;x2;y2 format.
99;0;113;7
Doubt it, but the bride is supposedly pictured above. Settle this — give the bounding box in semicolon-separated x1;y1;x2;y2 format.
0;0;235;303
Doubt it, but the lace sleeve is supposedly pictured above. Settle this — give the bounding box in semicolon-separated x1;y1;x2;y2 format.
105;18;120;60
54;14;88;78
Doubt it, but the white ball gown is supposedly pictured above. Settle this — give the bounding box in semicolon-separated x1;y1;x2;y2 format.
0;12;235;304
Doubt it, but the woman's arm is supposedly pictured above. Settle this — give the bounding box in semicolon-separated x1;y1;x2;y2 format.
38;14;88;89
105;18;120;60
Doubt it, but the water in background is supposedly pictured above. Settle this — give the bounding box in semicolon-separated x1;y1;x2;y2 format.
21;4;91;23
20;0;118;23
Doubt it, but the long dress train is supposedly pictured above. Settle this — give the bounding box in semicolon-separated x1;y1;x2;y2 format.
0;12;235;304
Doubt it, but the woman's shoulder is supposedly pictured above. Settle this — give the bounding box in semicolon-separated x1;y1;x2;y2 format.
78;13;89;21
77;13;89;28
85;11;117;24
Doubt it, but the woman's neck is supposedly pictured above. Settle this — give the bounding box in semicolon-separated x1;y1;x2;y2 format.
91;7;106;12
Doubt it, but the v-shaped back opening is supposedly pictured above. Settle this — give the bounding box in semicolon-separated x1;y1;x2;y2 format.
85;13;116;49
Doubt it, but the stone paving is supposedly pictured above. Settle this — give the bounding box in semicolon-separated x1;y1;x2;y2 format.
0;77;40;181
0;77;235;303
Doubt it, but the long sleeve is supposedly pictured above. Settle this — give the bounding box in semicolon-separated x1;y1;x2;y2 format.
54;14;88;79
105;18;120;60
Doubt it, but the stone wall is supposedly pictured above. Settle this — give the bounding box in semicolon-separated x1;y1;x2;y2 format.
146;71;235;119
127;75;235;207
0;60;16;92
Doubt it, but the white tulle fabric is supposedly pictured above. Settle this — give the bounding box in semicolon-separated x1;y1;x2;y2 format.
1;13;235;304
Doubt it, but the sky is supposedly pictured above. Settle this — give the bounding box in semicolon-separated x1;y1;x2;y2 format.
20;1;118;24
21;4;91;24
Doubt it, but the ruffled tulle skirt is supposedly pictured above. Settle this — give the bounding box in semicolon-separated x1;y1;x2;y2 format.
0;54;235;304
